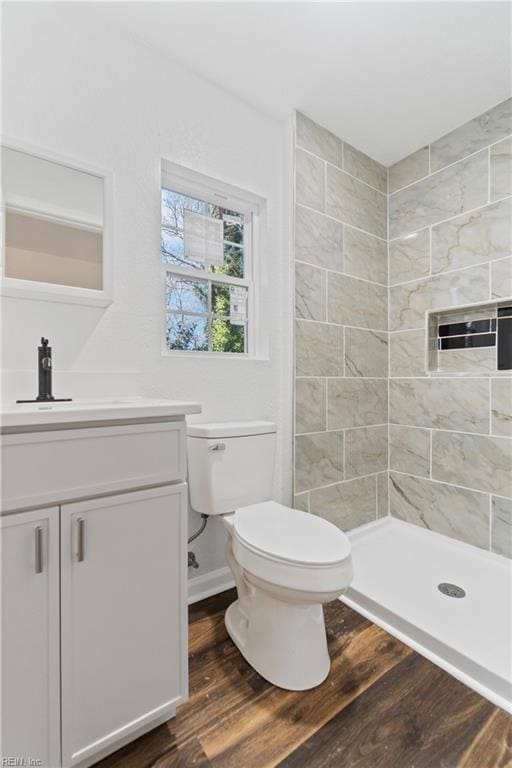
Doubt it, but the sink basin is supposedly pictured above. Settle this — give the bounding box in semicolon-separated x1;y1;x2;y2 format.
1;397;202;429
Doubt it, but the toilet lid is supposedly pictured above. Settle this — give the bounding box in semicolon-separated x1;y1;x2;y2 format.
233;501;351;566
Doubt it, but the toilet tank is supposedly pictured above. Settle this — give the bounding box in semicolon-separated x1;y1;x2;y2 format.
187;421;276;516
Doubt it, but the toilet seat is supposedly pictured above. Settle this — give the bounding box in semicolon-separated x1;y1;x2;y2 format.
234;501;350;565
232;501;352;593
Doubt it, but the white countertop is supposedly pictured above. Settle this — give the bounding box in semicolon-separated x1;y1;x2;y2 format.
1;397;202;429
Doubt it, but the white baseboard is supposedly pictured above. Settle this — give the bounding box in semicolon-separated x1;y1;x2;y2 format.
188;566;235;605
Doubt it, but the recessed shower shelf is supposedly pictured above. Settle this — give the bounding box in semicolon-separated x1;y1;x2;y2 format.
426;299;512;377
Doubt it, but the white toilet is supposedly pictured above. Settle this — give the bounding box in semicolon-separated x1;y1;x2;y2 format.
187;420;353;691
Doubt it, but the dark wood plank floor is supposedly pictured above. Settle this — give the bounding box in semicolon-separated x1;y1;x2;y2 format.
96;589;512;768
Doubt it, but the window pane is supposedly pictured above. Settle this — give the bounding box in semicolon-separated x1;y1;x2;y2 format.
162;230;184;262
211;282;230;316
211;282;248;324
166;313;208;351
166;275;208;314
211;317;246;353
211;244;244;279
223;211;244;245
161;188;245;277
161;189;206;232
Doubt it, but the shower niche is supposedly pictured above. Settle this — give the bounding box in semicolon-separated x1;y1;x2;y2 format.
427;300;512;375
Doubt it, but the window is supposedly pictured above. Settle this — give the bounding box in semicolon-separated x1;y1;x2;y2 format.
161;168;256;355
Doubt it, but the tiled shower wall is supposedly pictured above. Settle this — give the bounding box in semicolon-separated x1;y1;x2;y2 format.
293;112;389;529
293;99;512;557
388;98;512;558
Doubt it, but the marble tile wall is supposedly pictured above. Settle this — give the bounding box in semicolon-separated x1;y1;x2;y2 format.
293;102;512;558
388;98;512;558
294;112;388;530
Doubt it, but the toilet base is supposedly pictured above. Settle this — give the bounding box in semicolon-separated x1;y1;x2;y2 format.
225;589;331;691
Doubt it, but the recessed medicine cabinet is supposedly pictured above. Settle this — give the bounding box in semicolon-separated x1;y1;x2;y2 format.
1;142;112;306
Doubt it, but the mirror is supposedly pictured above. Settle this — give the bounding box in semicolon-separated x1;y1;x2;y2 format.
2;146;106;293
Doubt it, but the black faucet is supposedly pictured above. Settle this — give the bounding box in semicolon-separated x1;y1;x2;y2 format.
37;338;53;401
16;338;72;403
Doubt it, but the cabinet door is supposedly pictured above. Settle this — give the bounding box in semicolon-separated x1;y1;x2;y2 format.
1;508;60;768
60;484;187;767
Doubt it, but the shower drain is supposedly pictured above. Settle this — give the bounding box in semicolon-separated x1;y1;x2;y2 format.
438;582;466;598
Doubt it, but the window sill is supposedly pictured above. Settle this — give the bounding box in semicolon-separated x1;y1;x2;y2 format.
0;277;113;308
161;349;270;362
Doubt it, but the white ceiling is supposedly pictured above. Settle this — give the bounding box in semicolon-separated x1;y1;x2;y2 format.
93;1;511;166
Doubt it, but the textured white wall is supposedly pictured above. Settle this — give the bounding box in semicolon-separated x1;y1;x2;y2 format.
1;3;294;576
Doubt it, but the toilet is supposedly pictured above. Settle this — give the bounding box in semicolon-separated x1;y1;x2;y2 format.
187;420;353;691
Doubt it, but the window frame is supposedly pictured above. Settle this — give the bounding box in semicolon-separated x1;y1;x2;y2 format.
161;161;262;358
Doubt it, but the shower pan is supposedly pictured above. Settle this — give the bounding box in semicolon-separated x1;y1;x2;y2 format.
342;517;512;713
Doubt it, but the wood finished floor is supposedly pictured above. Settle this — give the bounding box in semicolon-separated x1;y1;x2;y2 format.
96;589;512;768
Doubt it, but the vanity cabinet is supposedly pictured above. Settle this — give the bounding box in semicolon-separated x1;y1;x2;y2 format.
1;508;61;768
0;403;199;768
60;485;187;767
2;420;187;512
